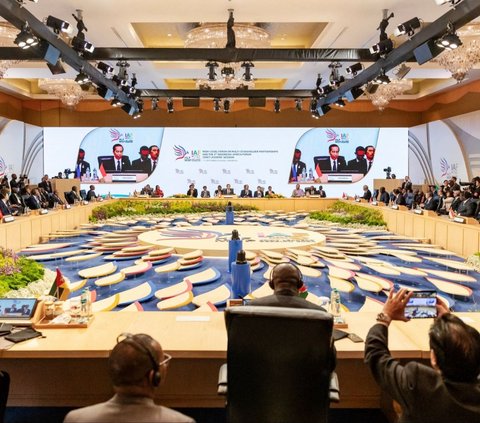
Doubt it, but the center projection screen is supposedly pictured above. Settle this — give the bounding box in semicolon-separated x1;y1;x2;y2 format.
43;127;408;198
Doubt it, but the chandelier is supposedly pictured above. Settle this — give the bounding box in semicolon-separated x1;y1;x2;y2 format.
0;22;21;78
185;20;270;90
436;40;480;82
364;79;413;111
38;79;87;107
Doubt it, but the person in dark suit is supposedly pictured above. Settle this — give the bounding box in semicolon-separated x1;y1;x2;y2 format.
315;144;346;176
456;191;477;217
347;146;367;174
401;176;412;191
361;185;372;201
214;185;223;197
253;186;264;198
365;288;480;423
102;144;131;173
265;186;275;197
0;190;15;216
289;148;307;182
378;187;390;204
240;184;253;198
222;184;235;196
131;146;151;174
305;186;318;196
148;145;160;175
9;187;26;213
86;185;98;202
200;186;210;198
186;183;198;198
26;188;43;209
423;192;439;211
365;145;375;173
38;175;53;193
75;149;90;178
393;189;406;206
318;186;326;198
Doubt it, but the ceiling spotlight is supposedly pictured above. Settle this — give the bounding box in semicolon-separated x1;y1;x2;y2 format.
295;99;302;111
434;0;463;5
315;73;322;89
241;61;254;82
14;23;39;49
309;98;318;116
151;97;158;111
136;99;144;113
132;112;141;119
373;70;391;85
75;71;90;85
317;84;333;96
328;62;344;87
436;24;462;50
369;38;394;55
345;63;364;76
334;99;346;108
45;16;74;37
221;66;235;79
394;17;422;37
273;99;281;113
167;98;174;113
223;99;230;113
71;35;94;53
213;98;220;112
97;61;113;74
111;98;124;108
206;61;218;81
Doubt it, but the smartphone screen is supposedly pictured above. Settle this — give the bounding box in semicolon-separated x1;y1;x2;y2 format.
405;290;437;319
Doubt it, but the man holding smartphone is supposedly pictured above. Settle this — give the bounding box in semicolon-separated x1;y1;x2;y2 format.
365;289;480;423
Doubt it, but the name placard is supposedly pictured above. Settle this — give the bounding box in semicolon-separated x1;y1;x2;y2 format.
453;216;466;224
2;215;15;223
40;209;48;215
371;201;378;206
391;205;399;210
414;209;423;215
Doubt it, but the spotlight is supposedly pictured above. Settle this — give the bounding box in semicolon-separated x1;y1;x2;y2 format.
45;16;74;37
369;38;394;55
111;98;124;107
241;62;254;81
373;70;391;85
334;99;346;108
151;97;159;111
221;66;235;79
223;99;230;113
295;99;302;111
329;62;344;87
75;71;89;85
273;99;280;113
317;84;333;96
394;17;422;37
132;111;141;119
309;98;318;116
167;98;174;113
71;36;94;53
206;61;218;81
97;62;113;74
436;24;462;50
112;75;129;87
14;23;39;49
315;73;322;89
130;73;137;90
136;99;144;113
345;63;364;76
213;98;220;112
434;0;463;5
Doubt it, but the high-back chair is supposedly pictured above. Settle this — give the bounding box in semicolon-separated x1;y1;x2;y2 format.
221;306;337;423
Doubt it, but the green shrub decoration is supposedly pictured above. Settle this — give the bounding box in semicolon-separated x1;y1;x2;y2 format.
0;248;44;297
90;200;258;221
309;201;386;226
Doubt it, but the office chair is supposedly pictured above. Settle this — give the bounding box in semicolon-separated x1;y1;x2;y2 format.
0;371;10;423
79;189;86;200
64;192;75;205
219;306;338;423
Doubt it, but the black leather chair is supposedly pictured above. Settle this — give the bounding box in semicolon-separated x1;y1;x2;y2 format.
219;306;338;423
0;371;10;423
64;191;75;205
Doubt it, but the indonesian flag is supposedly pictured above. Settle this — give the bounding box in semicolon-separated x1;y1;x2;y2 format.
55;268;66;288
369;196;373;203
315;164;323;177
449;208;455;219
342;192;347;199
99;162;107;178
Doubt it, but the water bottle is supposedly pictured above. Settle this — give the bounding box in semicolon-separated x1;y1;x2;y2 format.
308;168;313;181
92;168;98;180
301;167;307;181
225;201;234;225
231;250;251;298
80;289;88;322
330;288;341;317
86;168;91;181
228;229;243;273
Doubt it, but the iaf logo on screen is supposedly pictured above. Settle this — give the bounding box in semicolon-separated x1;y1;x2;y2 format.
325;128;349;144
174;145;201;162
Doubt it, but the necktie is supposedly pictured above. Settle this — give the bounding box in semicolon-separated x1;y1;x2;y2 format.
368;161;372;171
152;160;157;172
116;160;121;171
333;160;337;172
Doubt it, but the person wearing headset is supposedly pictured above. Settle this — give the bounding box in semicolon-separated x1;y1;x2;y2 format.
64;333;195;423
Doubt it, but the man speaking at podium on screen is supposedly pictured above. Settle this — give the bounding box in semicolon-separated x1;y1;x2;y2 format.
315;144;346;177
103;144;131;173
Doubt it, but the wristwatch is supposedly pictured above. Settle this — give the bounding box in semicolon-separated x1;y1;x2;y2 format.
376;312;392;326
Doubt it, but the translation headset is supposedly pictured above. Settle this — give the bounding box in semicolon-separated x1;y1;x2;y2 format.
118;333;161;387
269;262;304;288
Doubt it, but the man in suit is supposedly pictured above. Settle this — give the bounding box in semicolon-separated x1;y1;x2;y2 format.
315;143;346;175
75;149;90;178
131;146;151;174
305;186;318;196
318;186;326;198
365;288;480;423
365;145;375;173
26;188;43;210
222;184;235;196
347;146;367;174
147;145;160;175
289;148;307;182
186;183;198;198
240;184;253;198
102;144;131;173
361;185;372;201
200;186;210;198
9;187;26;213
214;185;223;197
0;190;16;216
38;175;53;194
423;191;439;211
456;191;477;217
64;333;195;423
86;185;98;202
253;186;264;198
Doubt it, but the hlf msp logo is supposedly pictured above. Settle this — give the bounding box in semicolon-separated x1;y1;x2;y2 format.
109;129;133;144
173;145;201;161
325;128;349;144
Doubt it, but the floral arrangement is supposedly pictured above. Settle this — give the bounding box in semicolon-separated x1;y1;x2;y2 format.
309;201;386;227
265;193;285;199
0;248;45;297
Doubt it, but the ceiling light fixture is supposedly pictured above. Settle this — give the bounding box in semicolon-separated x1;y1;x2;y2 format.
345;63;364;76
334;99;346;108
364;78;413;111
369;38;394;56
206;61;218;81
373;69;391;85
97;61;113;74
75;71;89;85
111;98;124;107
167;98;174;113
38;78;86;108
394;17;422;37
0;22;21;78
223;99;230;113
241;61;254;82
295;99;302;111
151;97;158;111
329;62;344;87
45;15;74;37
273;99;281;113
71;35;94;53
14;22;39;49
436;23;462;50
213;98;220;112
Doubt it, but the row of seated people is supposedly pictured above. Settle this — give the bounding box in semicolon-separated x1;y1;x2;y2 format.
186;184;278;198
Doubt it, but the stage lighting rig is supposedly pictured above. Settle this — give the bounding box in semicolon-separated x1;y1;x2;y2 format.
45;16;74;37
436;23;462;50
213;98;221;112
167;98;174;113
223;99;231;113
295;99;302;111
14;23;39;49
345;63;364;76
241;61;254;81
206;61;218;81
71;36;94;53
329;62;344;87
151;98;159;111
97;62;113;75
394;17;422;37
370;38;394;55
273;99;281;113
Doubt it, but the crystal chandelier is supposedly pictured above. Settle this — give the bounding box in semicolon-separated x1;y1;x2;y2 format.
364;79;413;111
185;20;270;89
38;79;87;107
436;40;480;82
0;22;21;78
